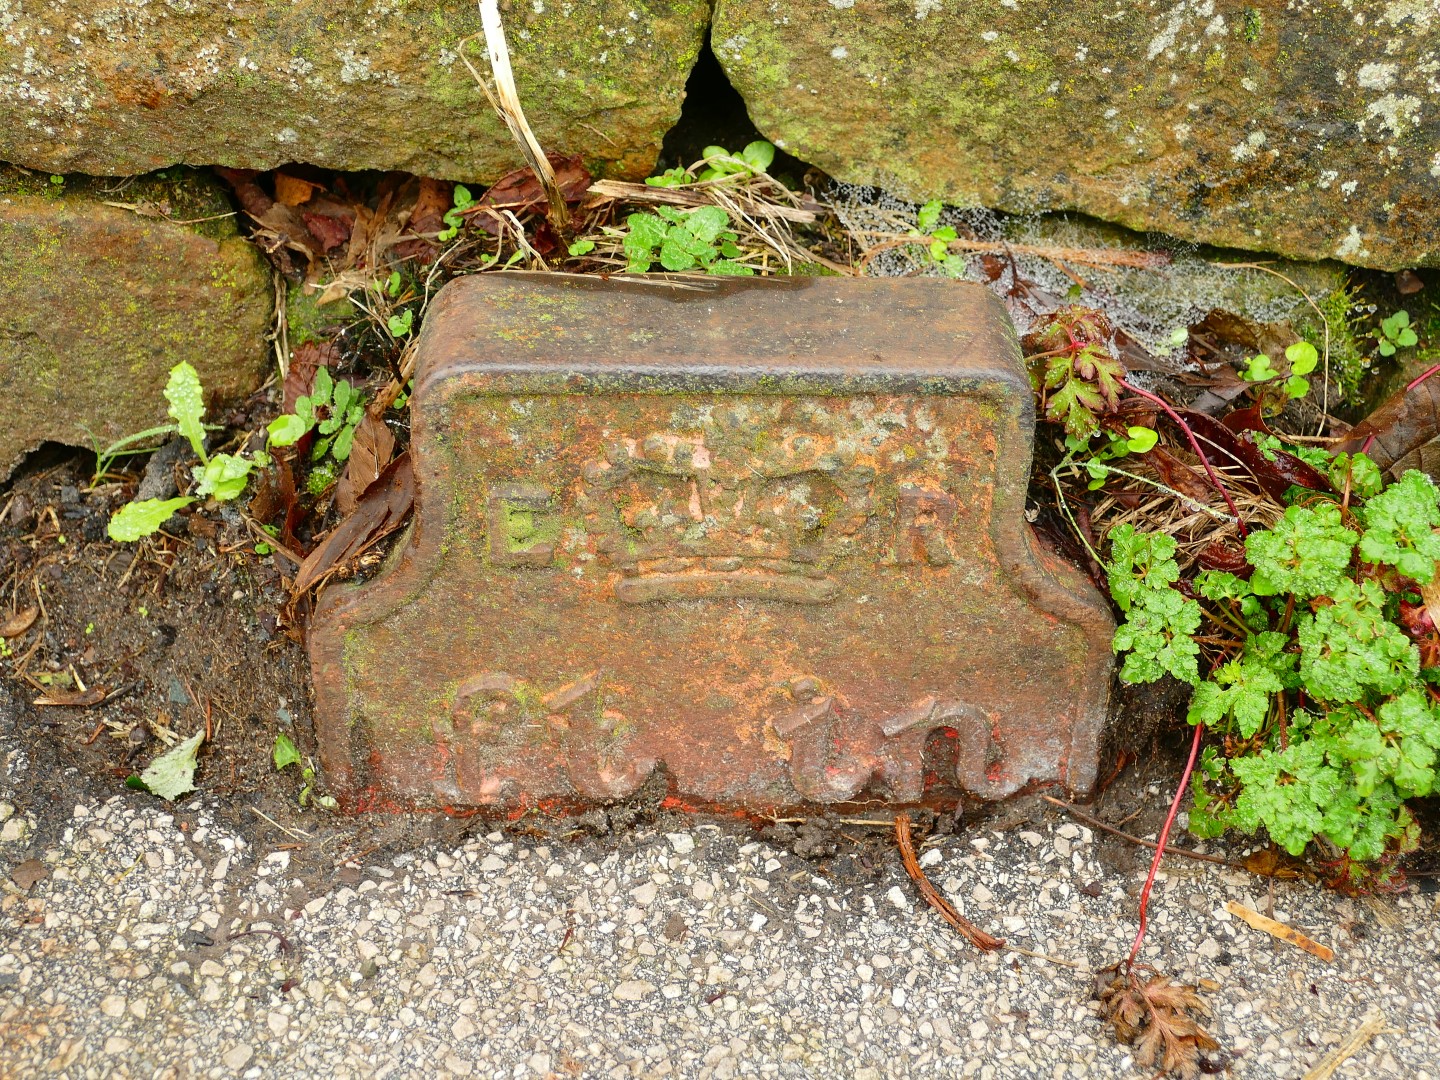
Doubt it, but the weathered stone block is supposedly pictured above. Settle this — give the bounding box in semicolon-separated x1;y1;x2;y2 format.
713;0;1439;270
0;169;272;479
0;1;708;183
311;274;1114;812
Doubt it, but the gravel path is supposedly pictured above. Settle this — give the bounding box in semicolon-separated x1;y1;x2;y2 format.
1;794;1437;1079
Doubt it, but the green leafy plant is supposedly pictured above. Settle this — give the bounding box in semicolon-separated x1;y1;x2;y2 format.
1374;310;1417;357
438;183;475;242
107;363;267;541
644;141;776;187
1107;463;1440;883
267;367;367;463
1025;307;1125;441
1240;340;1318;402
387;308;414;339
622;206;752;275
273;733;336;808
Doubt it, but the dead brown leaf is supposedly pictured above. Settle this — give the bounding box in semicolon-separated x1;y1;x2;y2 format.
32;687;106;708
0;606;38;638
471;153;592;236
283;340;338;413
394;176;455;262
10;859;49;891
1098;968;1221;1079
274;171;324;206
334;412;396;517
290;452;414;602
1335;372;1440;481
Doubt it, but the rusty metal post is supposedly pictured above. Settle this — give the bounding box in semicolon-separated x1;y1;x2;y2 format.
309;273;1114;812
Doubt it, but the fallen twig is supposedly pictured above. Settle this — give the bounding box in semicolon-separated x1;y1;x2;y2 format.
1041;796;1239;868
894;815;1004;952
1302;1011;1391;1080
1224;900;1334;962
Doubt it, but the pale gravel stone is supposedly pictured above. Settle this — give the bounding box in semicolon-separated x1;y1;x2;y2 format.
0;791;1434;1080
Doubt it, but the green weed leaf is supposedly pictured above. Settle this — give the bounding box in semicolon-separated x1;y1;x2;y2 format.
273;733;303;771
1245;502;1357;599
164;362;208;462
107;497;193;541
1357;470;1440;584
137;730;205;801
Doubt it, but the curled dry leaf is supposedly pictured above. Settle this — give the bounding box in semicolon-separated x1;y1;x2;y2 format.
290;452;414;603
0;605;38;638
274;171;324;206
1097;967;1220;1080
1335;372;1440;481
470;153;592;236
334;412;396;517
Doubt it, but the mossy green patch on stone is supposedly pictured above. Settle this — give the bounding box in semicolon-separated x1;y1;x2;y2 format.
0;166;271;477
0;1;708;185
713;0;1439;269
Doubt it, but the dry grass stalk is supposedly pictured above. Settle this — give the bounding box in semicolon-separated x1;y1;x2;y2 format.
1302;1011;1391;1080
463;0;569;232
856;232;1170;274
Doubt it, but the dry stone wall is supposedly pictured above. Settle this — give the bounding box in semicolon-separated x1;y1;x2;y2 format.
0;0;710;182
713;0;1440;270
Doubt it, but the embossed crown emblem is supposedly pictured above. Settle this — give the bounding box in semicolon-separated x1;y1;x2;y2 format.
579;429;877;603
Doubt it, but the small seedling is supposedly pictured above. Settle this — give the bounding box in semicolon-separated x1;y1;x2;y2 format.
644;141;776;188
1374;310;1417;357
384;270;403;298
273;734;335;808
910;200;968;278
1242;341;1319;402
107;363;267;541
267;367;367;463
387;309;414;338
438;184;475;242
622;206;752;275
567;239;595;257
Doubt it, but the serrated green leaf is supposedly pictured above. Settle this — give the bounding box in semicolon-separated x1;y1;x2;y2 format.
1357;470;1440;584
313;367;334;407
1245;502;1356;599
916;200;943;232
137;730;205;801
107;497;194;541
685;206;730;244
1297;579;1419;703
659;238;697;272
164;362;208;461
1329;452;1383;499
708;259;755;277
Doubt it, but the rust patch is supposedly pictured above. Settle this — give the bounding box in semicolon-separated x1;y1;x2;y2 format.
310;273;1114;812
